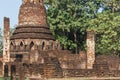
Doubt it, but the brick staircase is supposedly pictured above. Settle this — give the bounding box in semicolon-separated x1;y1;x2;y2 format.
44;57;63;78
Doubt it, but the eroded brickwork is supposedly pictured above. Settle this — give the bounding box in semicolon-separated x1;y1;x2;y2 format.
19;0;46;26
86;30;95;69
3;17;10;63
10;0;58;53
2;0;120;79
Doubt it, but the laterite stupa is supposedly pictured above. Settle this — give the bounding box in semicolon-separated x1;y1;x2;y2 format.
0;0;120;79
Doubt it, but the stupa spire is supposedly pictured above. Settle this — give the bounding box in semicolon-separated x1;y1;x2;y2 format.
19;0;46;26
22;0;43;4
11;0;54;40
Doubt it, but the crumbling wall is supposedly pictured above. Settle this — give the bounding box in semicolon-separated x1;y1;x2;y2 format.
63;69;120;77
95;55;120;70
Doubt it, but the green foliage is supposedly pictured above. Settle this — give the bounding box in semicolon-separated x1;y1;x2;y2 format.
89;11;120;55
44;0;120;56
10;27;16;37
87;0;120;55
104;0;120;12
44;0;103;52
0;27;15;54
0;28;3;54
57;36;76;50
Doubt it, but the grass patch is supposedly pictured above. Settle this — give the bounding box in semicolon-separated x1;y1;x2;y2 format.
0;77;11;80
0;77;3;80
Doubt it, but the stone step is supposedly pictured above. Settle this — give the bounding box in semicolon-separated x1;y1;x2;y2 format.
43;57;63;78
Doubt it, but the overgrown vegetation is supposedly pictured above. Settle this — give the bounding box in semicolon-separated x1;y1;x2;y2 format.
44;0;120;56
0;27;15;54
0;28;3;54
0;0;120;56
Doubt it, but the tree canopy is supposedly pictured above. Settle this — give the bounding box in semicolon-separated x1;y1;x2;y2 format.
0;27;15;54
0;28;3;54
44;0;120;56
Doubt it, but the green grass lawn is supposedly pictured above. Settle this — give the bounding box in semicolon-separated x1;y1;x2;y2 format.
0;77;20;80
0;77;11;80
0;77;4;80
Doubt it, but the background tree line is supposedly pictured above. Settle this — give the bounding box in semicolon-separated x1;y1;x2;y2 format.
44;0;120;56
0;28;3;54
0;27;15;54
0;0;120;56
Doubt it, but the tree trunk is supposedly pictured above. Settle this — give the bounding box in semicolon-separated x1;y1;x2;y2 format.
73;32;77;54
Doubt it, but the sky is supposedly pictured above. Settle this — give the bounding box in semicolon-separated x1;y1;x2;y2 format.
0;0;103;30
0;0;21;29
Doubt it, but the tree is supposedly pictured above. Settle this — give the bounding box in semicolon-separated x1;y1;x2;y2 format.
44;0;120;56
0;27;15;54
10;27;16;37
104;0;120;12
44;0;103;53
0;28;3;54
88;0;120;55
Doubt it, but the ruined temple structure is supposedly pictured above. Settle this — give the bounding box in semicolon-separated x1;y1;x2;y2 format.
0;0;87;79
0;0;120;79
